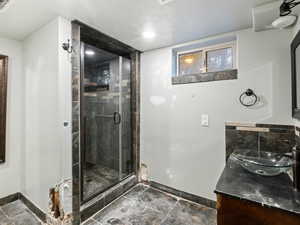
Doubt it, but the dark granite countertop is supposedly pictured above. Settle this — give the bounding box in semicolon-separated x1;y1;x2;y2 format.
215;158;300;215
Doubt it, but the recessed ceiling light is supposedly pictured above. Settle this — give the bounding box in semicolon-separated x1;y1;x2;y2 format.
85;50;95;56
142;31;156;39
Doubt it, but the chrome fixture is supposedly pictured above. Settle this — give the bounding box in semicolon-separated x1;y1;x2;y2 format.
62;39;73;53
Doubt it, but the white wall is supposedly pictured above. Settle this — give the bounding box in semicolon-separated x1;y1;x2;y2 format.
21;17;71;211
58;18;72;181
0;38;23;199
141;28;292;201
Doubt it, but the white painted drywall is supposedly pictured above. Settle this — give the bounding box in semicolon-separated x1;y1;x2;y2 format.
0;38;23;199
140;28;293;200
21;17;71;211
58;18;72;181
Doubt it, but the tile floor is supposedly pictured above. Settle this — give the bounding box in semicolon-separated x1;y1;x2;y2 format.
83;184;217;225
0;200;42;225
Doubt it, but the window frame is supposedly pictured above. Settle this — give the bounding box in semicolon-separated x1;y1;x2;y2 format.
176;41;237;76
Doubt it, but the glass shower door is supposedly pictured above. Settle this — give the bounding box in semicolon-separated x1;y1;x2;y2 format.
81;43;133;203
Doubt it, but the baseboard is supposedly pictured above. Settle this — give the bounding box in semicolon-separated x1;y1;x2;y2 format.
0;192;46;222
0;193;19;206
19;193;46;222
148;181;216;209
80;175;138;223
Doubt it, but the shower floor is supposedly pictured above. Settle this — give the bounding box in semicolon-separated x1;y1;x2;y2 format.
83;163;121;199
83;183;217;225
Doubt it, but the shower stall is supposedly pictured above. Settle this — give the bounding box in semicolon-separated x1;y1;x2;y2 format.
71;21;140;224
81;43;133;202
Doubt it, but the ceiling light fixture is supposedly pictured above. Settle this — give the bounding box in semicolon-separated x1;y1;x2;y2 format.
0;0;10;11
142;31;156;39
280;0;300;16
85;50;95;56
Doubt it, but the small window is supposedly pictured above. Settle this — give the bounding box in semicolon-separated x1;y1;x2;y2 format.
177;42;236;76
178;50;204;76
206;47;233;72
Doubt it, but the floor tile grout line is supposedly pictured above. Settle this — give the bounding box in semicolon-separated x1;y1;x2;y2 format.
90;184;141;222
90;218;103;225
84;182;216;225
90;183;174;224
0;200;43;224
148;183;216;210
19;200;43;223
0;204;12;219
122;183;149;200
0;206;11;220
158;200;179;225
147;185;180;201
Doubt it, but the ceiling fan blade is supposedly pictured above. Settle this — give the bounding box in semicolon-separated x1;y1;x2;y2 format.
284;0;296;3
265;24;276;29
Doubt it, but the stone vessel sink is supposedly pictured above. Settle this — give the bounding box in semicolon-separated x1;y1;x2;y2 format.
230;149;293;176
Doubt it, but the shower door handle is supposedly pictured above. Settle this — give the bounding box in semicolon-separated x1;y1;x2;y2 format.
113;112;121;125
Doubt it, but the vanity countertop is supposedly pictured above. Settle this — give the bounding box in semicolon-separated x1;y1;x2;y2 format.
215;158;300;215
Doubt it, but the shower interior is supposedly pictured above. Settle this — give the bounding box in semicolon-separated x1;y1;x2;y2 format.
81;43;133;203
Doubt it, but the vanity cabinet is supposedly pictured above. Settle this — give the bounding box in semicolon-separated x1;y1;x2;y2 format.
215;158;300;225
217;194;300;225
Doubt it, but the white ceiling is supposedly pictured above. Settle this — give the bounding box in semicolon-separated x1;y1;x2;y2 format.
0;0;279;51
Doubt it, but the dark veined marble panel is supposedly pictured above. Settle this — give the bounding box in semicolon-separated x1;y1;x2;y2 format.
172;69;237;85
225;123;295;160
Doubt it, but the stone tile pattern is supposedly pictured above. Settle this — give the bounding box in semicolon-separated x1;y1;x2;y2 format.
226;123;295;160
83;57;132;179
130;52;141;175
172;69;237;85
0;193;46;223
295;126;300;146
82;184;216;225
72;22;81;225
71;21;141;225
0;200;42;225
149;181;216;209
80;175;137;222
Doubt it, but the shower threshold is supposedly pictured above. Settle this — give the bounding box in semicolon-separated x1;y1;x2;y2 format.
82;163;130;204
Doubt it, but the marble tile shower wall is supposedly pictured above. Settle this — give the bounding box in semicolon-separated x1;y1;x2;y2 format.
295;127;300;146
84;58;120;171
84;58;132;174
71;21;140;225
71;23;81;225
225;123;295;160
121;58;133;174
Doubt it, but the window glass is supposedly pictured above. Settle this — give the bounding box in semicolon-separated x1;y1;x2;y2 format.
178;51;204;76
206;47;233;72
